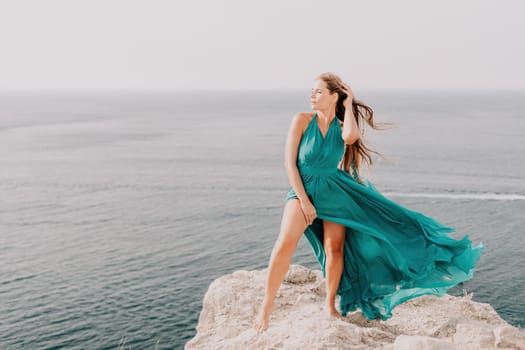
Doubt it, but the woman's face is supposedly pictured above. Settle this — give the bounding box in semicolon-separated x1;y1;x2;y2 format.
310;79;338;110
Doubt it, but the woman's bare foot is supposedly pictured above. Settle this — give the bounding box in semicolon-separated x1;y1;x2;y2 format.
327;305;344;320
252;301;275;332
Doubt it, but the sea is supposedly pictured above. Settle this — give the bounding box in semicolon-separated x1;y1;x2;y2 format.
1;89;524;349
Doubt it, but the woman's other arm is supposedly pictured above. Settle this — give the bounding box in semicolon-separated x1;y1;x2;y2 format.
284;112;317;225
284;113;309;202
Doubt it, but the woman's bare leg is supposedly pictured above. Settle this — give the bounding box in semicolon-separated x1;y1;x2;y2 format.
323;219;346;319
252;198;309;332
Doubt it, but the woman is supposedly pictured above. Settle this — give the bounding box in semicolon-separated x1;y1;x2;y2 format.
252;72;483;332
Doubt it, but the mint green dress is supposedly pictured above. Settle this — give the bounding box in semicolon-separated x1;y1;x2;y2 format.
286;112;484;320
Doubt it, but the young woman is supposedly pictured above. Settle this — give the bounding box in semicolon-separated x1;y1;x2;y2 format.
252;72;483;332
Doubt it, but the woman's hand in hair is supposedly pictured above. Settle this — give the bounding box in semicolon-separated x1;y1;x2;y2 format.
341;83;354;109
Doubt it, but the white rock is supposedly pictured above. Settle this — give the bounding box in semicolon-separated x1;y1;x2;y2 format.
185;264;525;350
453;322;495;349
393;335;453;350
493;325;525;349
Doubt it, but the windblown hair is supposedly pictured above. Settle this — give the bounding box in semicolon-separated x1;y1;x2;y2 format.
316;72;396;184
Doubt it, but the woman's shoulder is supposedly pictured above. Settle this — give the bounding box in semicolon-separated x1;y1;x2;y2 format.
292;111;315;124
289;112;315;133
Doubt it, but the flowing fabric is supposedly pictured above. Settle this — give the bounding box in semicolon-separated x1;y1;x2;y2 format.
286;112;484;320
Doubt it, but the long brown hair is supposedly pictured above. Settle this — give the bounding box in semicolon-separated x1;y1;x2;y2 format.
317;72;396;184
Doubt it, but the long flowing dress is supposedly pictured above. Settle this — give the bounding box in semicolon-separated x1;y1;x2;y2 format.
286;112;484;320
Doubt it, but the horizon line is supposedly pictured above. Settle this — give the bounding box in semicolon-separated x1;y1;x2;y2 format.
0;87;524;94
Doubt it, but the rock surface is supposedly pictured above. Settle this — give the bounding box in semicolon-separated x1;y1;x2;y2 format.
185;264;525;350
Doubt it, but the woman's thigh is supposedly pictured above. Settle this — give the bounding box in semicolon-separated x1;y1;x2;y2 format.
275;198;309;248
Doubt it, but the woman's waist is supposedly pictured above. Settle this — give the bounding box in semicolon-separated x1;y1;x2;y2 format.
298;165;340;176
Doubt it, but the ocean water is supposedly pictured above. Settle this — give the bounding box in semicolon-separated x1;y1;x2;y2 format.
0;90;524;349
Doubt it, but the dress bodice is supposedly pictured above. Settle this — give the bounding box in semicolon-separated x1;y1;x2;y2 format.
296;112;345;173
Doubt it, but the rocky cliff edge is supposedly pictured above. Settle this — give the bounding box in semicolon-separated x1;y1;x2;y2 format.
185;264;524;350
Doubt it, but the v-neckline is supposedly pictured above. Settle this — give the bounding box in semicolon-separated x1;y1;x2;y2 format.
313;113;336;140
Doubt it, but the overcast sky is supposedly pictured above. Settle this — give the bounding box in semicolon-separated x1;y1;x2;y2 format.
1;0;523;91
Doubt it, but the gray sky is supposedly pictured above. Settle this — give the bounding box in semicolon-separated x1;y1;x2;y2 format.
1;0;524;91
